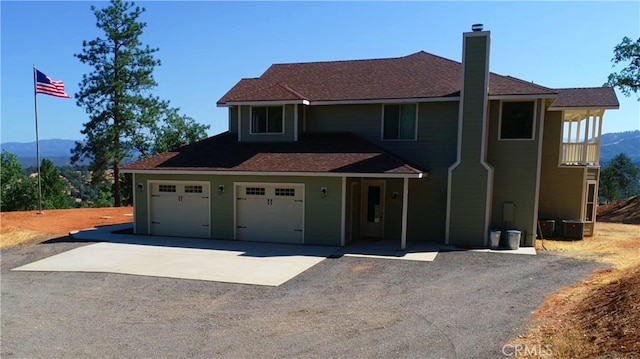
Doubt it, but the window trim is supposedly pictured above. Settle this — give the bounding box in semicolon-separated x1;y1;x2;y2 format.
498;100;537;141
380;103;418;141
249;105;285;135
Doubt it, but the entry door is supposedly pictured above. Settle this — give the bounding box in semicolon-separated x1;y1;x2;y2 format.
361;180;385;238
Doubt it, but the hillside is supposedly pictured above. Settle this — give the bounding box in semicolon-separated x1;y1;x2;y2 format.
600;130;640;163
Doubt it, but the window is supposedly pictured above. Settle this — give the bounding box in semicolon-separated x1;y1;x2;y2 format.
382;104;417;140
500;101;535;140
585;181;597;222
275;188;295;197
158;185;176;193
184;185;203;193
246;187;265;196
251;106;283;134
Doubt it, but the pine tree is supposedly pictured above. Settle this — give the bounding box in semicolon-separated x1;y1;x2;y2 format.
73;0;164;206
73;0;209;206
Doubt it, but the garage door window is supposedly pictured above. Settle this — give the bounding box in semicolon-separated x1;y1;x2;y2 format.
159;184;176;193
184;185;203;193
275;188;295;197
246;187;265;196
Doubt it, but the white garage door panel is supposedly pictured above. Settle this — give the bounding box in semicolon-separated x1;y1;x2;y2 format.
150;183;210;239
236;184;304;244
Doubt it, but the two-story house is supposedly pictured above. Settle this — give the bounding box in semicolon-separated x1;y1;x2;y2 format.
123;25;618;249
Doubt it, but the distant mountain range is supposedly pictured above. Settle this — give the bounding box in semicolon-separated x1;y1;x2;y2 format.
1;139;80;167
1;130;639;168
600;130;640;164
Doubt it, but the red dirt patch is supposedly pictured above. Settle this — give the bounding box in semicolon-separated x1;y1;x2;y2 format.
1;207;133;249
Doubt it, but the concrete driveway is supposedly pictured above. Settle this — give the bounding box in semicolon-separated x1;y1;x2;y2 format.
13;226;338;286
1;234;605;359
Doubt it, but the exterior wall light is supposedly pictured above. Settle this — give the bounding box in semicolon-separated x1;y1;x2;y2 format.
218;185;225;195
320;187;327;198
137;183;143;192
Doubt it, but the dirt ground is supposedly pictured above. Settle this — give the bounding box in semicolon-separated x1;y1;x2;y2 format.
597;195;640;224
0;207;133;249
515;218;639;358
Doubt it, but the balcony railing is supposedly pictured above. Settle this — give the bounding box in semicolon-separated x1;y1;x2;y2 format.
561;143;599;166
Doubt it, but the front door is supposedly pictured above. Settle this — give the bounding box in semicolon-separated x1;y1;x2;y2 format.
361;180;385;238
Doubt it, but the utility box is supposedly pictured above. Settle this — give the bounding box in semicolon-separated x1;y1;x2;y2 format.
539;220;555;238
562;220;584;240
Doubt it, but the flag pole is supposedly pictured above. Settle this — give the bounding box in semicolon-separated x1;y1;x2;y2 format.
33;65;43;214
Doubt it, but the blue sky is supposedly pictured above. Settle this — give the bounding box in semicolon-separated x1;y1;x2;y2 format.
1;1;639;143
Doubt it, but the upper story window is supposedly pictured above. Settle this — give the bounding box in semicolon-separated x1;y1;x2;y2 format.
499;101;535;140
251;106;284;134
382;104;417;140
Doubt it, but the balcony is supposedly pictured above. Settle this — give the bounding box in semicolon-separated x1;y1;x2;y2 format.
559;109;603;167
561;142;599;166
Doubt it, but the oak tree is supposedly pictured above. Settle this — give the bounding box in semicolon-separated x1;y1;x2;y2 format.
606;36;640;100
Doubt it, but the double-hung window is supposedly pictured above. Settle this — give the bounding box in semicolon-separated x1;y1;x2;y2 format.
499;101;535;140
251;106;284;134
382;104;417;140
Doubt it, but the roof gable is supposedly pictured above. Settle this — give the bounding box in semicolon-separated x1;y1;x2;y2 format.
217;51;557;105
550;87;620;109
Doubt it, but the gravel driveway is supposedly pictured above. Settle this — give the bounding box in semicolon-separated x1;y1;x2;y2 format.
1;239;604;358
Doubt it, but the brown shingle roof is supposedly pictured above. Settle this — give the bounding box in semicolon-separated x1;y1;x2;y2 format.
550;87;620;109
217;51;557;104
122;132;424;176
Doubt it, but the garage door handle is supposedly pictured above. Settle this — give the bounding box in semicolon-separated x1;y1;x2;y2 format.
237;226;247;229
151;195;160;198
237;198;247;200
152;221;160;224
202;196;209;199
202;224;209;227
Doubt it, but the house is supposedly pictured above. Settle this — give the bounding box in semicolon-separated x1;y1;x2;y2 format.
122;25;619;249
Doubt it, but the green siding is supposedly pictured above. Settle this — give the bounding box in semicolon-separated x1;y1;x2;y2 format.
448;33;492;246
302;177;342;245
133;174;343;246
539;111;586;226
383;179;404;241
487;100;543;246
239;104;296;142
306;102;458;242
229;107;238;134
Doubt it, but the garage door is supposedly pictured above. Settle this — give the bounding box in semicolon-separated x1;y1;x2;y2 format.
150;182;210;238
236;184;304;244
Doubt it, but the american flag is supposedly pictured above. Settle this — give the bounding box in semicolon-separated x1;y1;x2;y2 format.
35;69;70;98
